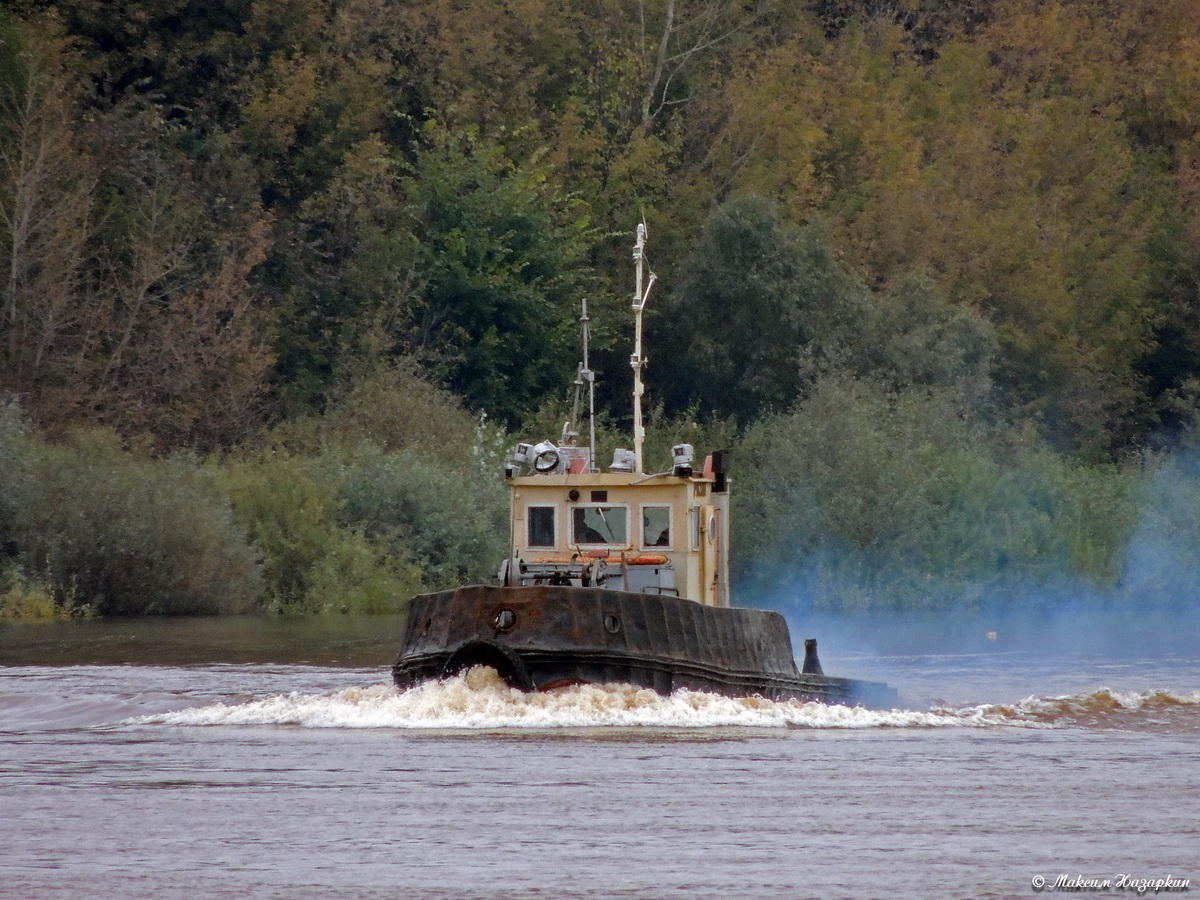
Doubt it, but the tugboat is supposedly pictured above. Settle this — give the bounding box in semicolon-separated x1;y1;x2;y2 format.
393;224;897;708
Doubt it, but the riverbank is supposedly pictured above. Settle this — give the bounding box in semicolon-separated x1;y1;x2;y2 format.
0;614;408;668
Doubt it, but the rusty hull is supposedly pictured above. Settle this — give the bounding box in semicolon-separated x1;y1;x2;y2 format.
392;585;897;708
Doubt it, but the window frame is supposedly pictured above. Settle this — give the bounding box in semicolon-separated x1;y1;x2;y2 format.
639;504;673;551
525;504;558;550
569;503;631;549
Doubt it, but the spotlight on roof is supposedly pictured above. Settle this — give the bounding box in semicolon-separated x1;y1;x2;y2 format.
532;440;562;474
609;448;635;473
672;443;694;477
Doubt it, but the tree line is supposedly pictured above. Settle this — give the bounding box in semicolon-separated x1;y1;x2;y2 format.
3;0;1200;616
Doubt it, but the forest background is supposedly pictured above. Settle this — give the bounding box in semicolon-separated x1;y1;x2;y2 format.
3;0;1200;619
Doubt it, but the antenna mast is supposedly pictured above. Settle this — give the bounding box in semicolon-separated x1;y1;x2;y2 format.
566;299;598;472
631;223;656;474
581;298;597;471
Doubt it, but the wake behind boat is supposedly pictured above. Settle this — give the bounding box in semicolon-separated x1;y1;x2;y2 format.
392;224;897;709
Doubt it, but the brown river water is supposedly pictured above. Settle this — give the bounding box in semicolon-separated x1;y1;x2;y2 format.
1;613;1198;900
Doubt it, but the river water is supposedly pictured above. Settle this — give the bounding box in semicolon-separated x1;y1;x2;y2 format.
2;613;1197;900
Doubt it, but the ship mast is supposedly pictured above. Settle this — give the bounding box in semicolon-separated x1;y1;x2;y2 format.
631;223;656;474
563;299;598;471
578;298;597;472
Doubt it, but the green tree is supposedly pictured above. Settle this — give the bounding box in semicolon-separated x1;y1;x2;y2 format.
651;196;865;421
401;127;595;426
858;274;995;408
651;196;994;421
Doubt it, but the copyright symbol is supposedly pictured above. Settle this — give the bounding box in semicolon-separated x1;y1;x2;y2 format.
1032;875;1046;891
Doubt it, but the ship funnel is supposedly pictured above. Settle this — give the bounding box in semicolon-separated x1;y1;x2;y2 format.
802;638;824;675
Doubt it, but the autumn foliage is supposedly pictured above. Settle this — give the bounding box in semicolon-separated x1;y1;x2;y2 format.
3;0;1200;614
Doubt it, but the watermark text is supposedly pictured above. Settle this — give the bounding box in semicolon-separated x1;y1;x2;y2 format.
1032;874;1191;894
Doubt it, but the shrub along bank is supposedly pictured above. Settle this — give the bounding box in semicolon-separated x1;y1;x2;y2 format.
0;370;508;618
5;371;1199;619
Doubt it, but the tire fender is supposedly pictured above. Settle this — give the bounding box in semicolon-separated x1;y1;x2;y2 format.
443;640;536;692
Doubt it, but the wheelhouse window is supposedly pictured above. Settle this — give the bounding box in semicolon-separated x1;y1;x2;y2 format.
572;505;628;547
641;505;671;549
527;505;556;548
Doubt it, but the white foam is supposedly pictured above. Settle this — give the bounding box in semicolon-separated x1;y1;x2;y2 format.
131;667;986;730
940;687;1200;727
130;668;1200;731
